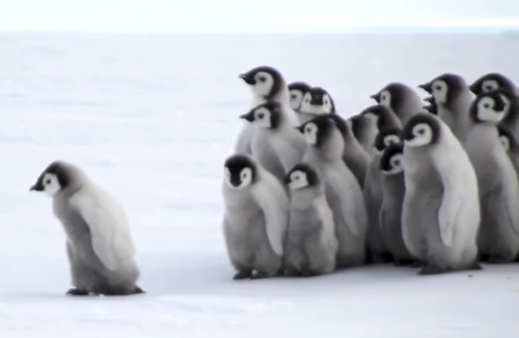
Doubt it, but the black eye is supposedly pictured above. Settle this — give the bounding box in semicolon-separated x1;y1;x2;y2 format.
45;179;51;184
290;94;297;99
435;85;442;91
257;113;264;119
418;129;425;135
484;103;490;109
258;76;266;82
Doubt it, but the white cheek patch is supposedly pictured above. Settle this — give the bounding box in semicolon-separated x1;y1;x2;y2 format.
320;94;333;114
379;90;391;107
239;168;253;188
482;79;499;93
405;124;432;147
500;94;511;115
42;173;61;197
500;136;511;152
288;171;309;190
251;107;272;129
289;90;303;111
384;134;401;146
432;80;447;104
477;97;504;123
300;93;322;115
303;122;318;145
252;71;274;98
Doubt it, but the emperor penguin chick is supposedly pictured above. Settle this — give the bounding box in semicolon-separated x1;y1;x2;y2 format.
288;81;311;113
240;101;307;184
464;91;519;263
359;104;402;130
370;82;423;125
328;114;371;188
363;127;403;264
402;113;481;275
346;114;379;157
379;143;416;266
283;163;338;277
222;154;289;280
235;66;300;154
298;86;336;124
30;161;143;296
418;73;473;143
299;115;368;267
469;73;518;96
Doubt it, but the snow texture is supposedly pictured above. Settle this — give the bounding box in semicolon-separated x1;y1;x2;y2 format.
0;32;518;337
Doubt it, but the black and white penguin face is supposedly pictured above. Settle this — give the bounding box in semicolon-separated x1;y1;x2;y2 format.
239;66;282;100
470;73;517;96
470;91;507;123
300;87;335;115
497;126;515;153
288;82;311;111
419;74;467;105
374;127;403;151
402;114;440;147
379;143;404;175
371;83;410;111
223;155;257;190
284;163;318;190
298;115;337;147
240;102;280;129
30;162;70;197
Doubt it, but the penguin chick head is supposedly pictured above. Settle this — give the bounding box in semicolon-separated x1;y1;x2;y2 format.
224;155;257;190
298;115;339;147
300;87;335;115
469;90;507;124
497;125;517;153
240;101;281;129
379;143;404;175
284;163;319;190
288;82;311;111
402;113;441;147
418;73;467;105
360;104;397;130
469;73;516;96
239;66;283;101
30;160;79;197
370;83;411;111
374;126;403;151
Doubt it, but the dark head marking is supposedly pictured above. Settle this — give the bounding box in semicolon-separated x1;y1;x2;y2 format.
306;87;336;113
288;81;311;94
224;154;257;187
419;73;467;105
239;101;282;129
284;162;319;187
374;126;403;151
360;104;401;130
298;114;339;148
469;73;517;96
469;90;507;123
327;114;348;136
238;65;283;100
402;113;441;145
379;142;404;172
348;115;374;140
372;83;413;111
30;161;71;192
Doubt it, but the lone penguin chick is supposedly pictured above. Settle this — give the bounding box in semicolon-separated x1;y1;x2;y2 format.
370;82;423;125
222;154;289;280
298;86;336;124
401;113;481;275
379;143;417;266
30;161;143;296
283;163;338;277
235;66;300;154
288;81;311;112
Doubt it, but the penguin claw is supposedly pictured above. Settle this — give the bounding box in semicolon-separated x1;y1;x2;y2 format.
233;269;253;280
66;288;90;296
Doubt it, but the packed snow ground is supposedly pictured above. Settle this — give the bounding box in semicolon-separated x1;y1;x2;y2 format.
0;32;518;337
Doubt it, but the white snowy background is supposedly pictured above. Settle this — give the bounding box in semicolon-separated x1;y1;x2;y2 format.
1;1;519;336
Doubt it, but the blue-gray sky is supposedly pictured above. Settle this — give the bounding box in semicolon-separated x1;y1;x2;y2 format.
1;0;519;32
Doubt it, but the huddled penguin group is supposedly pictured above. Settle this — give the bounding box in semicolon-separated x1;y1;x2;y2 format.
222;66;519;279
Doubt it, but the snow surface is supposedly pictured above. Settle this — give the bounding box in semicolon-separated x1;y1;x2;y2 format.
1;32;518;337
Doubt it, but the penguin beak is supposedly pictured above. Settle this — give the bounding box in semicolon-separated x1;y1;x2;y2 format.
418;82;432;94
468;83;479;94
239;111;255;122
296;125;305;133
30;181;43;191
239;73;256;85
283;175;292;185
424;96;434;103
370;92;381;102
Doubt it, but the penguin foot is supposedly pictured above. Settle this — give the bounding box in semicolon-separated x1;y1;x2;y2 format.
250;271;269;280
418;265;447;275
66;288;90;296
133;286;146;294
393;259;414;267
233;269;253;280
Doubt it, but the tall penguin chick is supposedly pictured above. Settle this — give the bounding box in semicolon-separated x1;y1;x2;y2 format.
379;143;416;266
464;91;519;263
370;82;423;125
283;163;338;277
359;104;402;131
497;89;519;138
240;101;306;184
299;115;368;267
401;113;481;275
346;114;379;157
235;66;300;155
30;161;143;296
288;81;311;112
418;73;473;143
222;154;289;280
298;87;336;124
363;127;403;264
328;114;371;188
469;73;518;96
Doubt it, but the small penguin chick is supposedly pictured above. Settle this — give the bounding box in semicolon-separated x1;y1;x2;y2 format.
419;73;470;106
240;101;283;130
379;142;404;175
469;73;518;96
468;90;507;124
370;82;423;125
239;65;286;104
374;126;403;152
288;81;312;112
359;104;402;130
298;114;342;151
300;87;336;115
